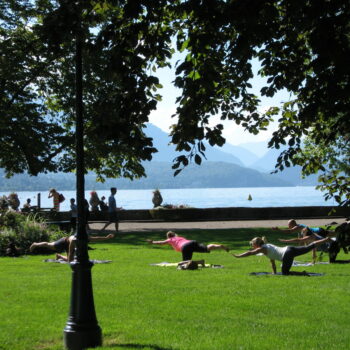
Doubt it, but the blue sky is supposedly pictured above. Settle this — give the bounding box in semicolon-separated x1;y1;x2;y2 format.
149;57;291;146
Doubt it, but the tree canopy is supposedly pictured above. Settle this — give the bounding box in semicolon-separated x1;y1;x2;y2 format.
1;0;349;204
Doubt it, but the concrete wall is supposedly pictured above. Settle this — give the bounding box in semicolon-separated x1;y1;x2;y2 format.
35;206;349;222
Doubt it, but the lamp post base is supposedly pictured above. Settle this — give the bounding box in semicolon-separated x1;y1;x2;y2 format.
64;256;102;350
64;324;102;350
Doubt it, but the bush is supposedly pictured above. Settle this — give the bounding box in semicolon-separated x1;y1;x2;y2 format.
0;211;65;256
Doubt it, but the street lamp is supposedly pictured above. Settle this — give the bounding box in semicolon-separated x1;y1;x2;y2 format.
63;8;102;349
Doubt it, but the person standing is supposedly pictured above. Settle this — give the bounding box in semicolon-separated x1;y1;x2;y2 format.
70;198;77;231
100;187;121;232
48;188;60;211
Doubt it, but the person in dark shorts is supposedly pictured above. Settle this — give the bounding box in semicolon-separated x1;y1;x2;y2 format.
278;227;334;263
272;219;328;238
30;233;115;262
233;236;330;275
30;236;71;254
147;231;229;260
100;187;122;232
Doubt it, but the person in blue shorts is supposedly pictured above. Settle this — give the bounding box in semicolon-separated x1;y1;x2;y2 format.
272;219;328;238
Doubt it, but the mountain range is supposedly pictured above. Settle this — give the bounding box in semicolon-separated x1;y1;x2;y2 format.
0;123;319;191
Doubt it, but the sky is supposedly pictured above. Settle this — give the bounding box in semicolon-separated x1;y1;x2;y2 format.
149;58;292;146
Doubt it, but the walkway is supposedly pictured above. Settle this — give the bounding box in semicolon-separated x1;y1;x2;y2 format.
90;217;346;233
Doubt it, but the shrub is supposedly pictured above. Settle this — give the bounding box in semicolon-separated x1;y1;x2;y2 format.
0;211;65;256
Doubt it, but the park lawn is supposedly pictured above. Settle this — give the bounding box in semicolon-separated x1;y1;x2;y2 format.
1;228;350;350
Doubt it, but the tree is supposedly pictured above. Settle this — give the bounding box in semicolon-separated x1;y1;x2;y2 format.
1;0;349;204
168;0;350;205
1;0;175;179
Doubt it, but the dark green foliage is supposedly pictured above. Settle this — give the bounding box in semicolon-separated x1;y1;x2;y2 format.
0;211;65;256
1;1;349;204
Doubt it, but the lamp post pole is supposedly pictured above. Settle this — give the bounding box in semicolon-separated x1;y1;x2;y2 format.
63;6;102;349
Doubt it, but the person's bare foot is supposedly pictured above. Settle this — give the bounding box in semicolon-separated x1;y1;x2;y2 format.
198;259;205;267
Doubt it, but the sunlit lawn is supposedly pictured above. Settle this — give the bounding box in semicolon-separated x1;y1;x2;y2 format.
1;228;350;350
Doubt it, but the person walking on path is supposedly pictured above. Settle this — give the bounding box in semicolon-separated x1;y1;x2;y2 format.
100;187;122;232
48;188;60;211
233;236;330;275
147;231;229;261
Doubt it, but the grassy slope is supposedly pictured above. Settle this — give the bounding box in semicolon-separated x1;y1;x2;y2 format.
1;228;350;350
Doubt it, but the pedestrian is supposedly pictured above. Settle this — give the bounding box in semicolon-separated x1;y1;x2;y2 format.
100;187;122;232
70;198;77;231
233;236;330;275
147;231;229;261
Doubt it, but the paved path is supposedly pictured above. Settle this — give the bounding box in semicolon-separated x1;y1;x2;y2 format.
90;217;346;233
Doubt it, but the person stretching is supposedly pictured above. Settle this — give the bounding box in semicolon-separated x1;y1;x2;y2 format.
233;236;330;275
278;227;333;263
272;219;328;238
147;231;229;261
30;233;114;262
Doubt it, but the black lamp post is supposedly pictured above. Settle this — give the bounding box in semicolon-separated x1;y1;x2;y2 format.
63;8;102;349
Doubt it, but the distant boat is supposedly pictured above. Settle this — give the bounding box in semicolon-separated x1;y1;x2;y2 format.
248;194;252;201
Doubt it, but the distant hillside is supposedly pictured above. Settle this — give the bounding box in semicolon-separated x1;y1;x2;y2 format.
238;140;269;158
145;123;244;166
214;143;259;167
250;146;320;186
0;161;293;191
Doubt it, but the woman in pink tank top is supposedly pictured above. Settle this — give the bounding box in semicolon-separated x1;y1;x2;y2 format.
148;231;229;261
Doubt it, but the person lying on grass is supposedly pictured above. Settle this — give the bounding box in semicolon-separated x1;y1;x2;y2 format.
147;231;229;261
278;227;333;264
30;233;114;262
233;236;330;275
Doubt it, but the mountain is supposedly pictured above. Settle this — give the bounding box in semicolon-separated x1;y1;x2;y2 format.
251;146;284;172
0;161;292;191
214;144;259;167
145;123;244;166
238;140;269;158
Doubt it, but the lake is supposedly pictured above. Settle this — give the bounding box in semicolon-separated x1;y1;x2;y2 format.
0;186;335;211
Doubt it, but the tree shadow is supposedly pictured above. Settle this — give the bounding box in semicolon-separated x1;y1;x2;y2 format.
104;342;174;350
333;259;350;264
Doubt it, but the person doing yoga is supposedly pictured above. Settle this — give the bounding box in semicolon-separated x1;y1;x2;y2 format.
147;231;229;261
233;236;330;275
30;233;114;262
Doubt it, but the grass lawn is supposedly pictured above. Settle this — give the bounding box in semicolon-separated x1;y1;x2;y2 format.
1;228;350;350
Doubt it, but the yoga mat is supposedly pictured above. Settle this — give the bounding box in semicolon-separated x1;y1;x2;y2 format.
44;259;112;264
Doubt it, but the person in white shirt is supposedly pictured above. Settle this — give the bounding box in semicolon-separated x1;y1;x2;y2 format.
233;236;330;275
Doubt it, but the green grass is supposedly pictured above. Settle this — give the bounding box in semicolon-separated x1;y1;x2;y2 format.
1;228;350;350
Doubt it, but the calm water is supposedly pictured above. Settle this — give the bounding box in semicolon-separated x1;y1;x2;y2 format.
0;187;335;211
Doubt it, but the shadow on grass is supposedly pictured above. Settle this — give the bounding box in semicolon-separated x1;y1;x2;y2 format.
105;343;174;350
91;227;282;251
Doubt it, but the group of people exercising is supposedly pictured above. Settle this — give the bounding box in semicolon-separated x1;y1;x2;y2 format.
30;218;334;274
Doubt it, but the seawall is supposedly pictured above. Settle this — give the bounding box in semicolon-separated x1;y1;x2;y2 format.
34;206;349;222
